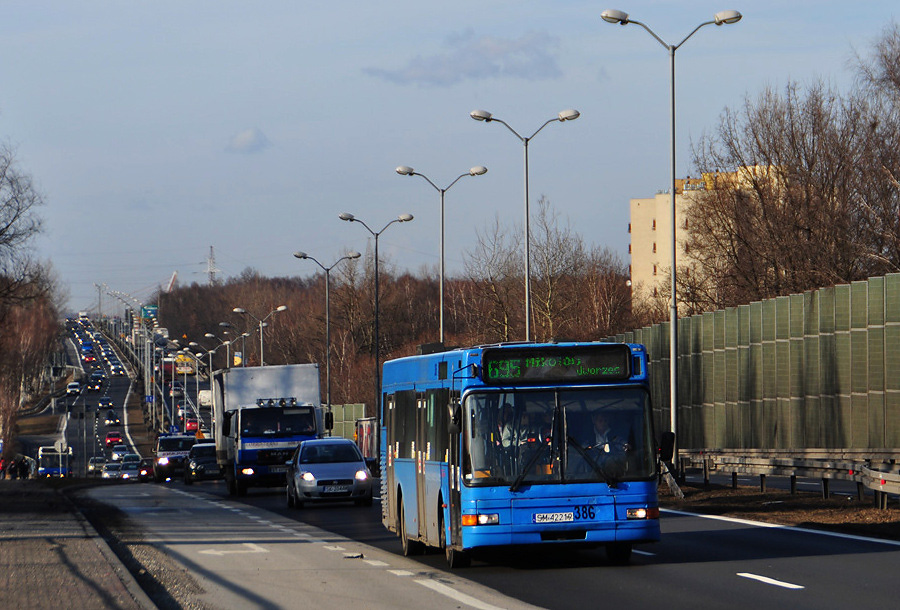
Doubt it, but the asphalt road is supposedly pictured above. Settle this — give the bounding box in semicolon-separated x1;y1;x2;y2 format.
82;475;900;610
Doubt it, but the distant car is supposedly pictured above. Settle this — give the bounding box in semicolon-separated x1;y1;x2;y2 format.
153;435;196;482
184;417;199;433
119;455;141;481
105;431;123;448
138;458;154;482
183;443;222;485
168;382;184;398
286;438;373;508
87;456;108;476
110;364;125;376
101;463;122;480
66;382;81;396
98;397;113;410
104;410;121;426
110;444;128;461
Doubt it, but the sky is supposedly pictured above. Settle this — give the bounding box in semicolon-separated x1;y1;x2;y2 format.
1;1;895;314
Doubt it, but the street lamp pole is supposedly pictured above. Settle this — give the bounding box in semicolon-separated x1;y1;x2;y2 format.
601;8;742;462
395;165;487;344
470;108;580;342
339;212;414;416
232;305;288;366
294;250;362;409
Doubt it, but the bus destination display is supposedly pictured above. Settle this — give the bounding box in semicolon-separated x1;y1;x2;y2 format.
481;344;631;384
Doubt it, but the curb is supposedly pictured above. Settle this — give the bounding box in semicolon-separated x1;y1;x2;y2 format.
59;487;159;610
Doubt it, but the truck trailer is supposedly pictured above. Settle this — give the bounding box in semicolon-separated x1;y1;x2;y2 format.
211;364;330;496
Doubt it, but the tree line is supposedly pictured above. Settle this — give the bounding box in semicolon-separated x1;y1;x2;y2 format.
157;197;637;411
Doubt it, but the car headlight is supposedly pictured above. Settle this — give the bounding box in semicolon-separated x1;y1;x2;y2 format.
301;471;316;482
157;457;169;465
354;470;368;481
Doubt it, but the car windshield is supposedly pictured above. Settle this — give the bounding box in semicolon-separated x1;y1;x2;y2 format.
191;445;216;458
158;438;194;451
240;407;316;437
301;443;361;464
463;387;656;488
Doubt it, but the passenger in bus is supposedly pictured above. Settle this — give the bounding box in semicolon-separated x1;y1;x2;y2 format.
499;404;516;448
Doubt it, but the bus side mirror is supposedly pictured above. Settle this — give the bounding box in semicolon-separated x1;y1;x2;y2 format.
447;399;461;435
658;432;675;462
325;411;334;431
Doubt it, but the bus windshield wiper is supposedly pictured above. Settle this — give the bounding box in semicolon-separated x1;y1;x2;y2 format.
567;436;611;483
509;443;549;493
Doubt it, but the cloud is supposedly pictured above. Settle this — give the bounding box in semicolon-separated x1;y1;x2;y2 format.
226;128;271;153
365;29;562;87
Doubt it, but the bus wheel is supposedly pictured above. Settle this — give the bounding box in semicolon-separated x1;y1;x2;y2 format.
606;542;632;565
399;502;424;556
235;479;247;497
439;511;470;569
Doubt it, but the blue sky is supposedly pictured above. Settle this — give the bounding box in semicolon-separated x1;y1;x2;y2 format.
1;1;894;312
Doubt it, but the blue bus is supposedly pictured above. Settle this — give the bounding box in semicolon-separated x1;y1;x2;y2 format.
381;342;669;568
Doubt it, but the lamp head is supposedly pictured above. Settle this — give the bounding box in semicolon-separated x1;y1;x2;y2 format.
232;307;246;314
276;305;288;312
395;166;415;175
293;251;308;259
714;10;742;25
558;109;580;122
470;109;492;122
347;251;362;259
469;166;488;176
339;212;355;222
204;333;215;339
601;9;629;24
398;213;414;222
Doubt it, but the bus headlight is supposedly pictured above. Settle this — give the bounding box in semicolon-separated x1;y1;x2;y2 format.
157;457;169;466
626;507;659;520
240;467;255;476
462;513;500;526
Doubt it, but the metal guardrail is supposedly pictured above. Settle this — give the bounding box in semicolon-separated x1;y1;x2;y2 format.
680;450;900;509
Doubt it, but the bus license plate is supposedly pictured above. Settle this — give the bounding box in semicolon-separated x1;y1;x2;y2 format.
269;465;287;473
534;511;574;523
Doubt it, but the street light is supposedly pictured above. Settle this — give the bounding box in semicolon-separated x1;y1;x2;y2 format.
339;212;414;414
293;250;362;409
204;333;232;369
601;8;742;465
232;305;288;366
396;165;487;343
470;108;580;341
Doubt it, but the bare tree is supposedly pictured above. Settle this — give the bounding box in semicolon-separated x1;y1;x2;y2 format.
463;216;521;342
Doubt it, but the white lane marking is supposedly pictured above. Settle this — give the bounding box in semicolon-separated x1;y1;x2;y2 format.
661;508;900;547
364;560;390;567
199;542;269;556
323;545;346;551
738;573;804;589
416;579;508;610
633;549;655;556
389;570;414;576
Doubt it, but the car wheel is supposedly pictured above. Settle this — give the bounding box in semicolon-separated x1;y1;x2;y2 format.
287;482;296;508
184;474;193;485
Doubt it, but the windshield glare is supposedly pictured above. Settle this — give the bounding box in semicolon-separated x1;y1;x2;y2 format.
463;388;655;487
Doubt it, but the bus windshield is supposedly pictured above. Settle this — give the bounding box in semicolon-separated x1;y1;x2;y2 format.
463;387;655;488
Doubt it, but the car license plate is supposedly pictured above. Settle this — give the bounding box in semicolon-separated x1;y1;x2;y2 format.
324;485;350;493
534;511;574;523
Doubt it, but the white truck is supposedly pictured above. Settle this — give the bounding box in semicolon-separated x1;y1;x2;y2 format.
211;364;331;496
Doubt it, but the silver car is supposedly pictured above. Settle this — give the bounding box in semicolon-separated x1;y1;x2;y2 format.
286;438;373;508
